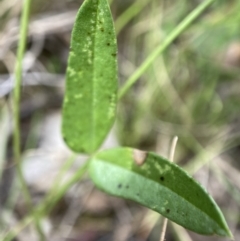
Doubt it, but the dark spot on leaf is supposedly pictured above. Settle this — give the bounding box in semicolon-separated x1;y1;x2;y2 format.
107;43;110;46
126;185;129;189
101;28;104;32
136;193;140;196
166;209;170;213
111;53;117;57
118;184;122;189
160;176;164;181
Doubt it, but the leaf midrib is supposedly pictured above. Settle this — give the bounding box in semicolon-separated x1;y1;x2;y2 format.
90;0;101;151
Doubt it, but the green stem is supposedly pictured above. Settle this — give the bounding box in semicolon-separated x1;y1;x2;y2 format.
40;160;89;214
13;0;45;240
118;0;217;99
46;154;77;195
115;0;150;34
13;0;32;207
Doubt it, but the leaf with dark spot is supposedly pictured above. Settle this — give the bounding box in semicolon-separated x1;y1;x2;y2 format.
89;147;232;238
62;0;118;154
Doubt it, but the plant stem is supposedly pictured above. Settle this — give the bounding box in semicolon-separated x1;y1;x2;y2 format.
13;0;32;207
46;154;77;196
118;0;217;99
160;136;178;241
13;0;45;240
40;159;89;214
115;0;150;34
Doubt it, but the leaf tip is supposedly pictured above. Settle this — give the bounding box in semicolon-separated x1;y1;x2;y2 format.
215;224;233;239
225;229;234;240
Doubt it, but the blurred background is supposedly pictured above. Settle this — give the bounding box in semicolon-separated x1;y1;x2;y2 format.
0;0;240;240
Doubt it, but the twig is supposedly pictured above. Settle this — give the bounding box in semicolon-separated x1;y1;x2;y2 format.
159;136;178;241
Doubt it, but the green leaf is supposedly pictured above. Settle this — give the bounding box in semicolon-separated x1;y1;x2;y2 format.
89;147;232;238
62;0;118;154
